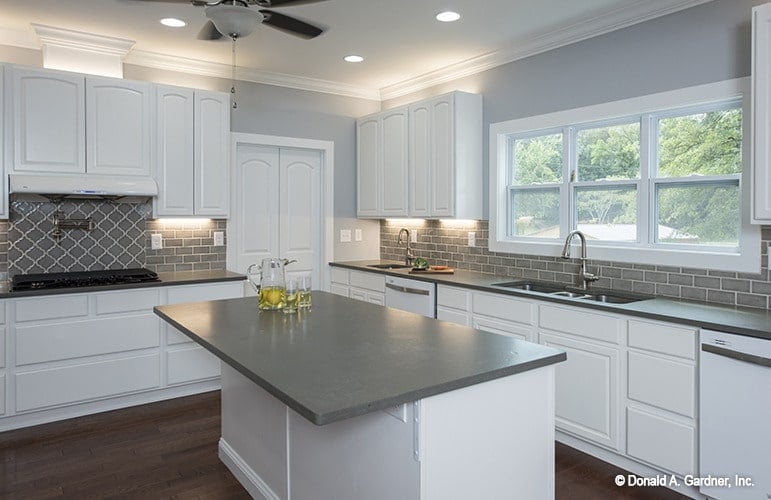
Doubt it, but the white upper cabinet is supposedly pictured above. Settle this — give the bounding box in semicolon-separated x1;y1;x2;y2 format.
753;2;771;222
0;65;6;219
154;87;230;218
357;91;482;219
10;66;85;173
356;106;409;217
194;91;230;217
154;85;195;216
86;77;152;176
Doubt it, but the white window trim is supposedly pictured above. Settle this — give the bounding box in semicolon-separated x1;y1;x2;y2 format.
489;78;760;273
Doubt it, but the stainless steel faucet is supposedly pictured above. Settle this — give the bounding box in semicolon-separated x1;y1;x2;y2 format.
397;228;415;266
561;230;599;290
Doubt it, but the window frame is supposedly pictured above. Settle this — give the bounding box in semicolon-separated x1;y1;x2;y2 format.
489;78;760;273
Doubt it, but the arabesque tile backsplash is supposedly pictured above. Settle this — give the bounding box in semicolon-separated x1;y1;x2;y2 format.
381;220;771;311
0;197;226;277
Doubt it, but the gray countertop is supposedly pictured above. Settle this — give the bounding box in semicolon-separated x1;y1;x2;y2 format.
153;292;566;426
331;260;771;340
0;269;245;298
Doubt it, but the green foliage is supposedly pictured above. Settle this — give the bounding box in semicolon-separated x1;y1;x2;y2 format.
577;122;640;181
513;134;562;184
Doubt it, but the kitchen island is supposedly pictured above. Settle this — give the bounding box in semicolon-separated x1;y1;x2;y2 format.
154;292;566;500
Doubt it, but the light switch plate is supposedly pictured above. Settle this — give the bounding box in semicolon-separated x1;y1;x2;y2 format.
467;232;476;247
340;229;352;242
354;228;363;242
410;230;417;243
151;233;162;250
214;231;224;246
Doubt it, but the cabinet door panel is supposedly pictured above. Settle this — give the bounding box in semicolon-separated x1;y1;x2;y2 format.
628;351;695;418
12;68;85;173
540;331;619;449
437;307;469;326
473;316;532;341
437;285;468;310
86;78;151;176
753;3;771;221
430;96;454;217
0;374;4;415
329;284;350;297
539;305;621;344
167;345;220;384
194;91;230;216
357;117;379;217
367;292;385;306
409;102;431;217
155;86;195;215
627;319;696;360
472;292;533;325
627;407;696;476
381;108;409;216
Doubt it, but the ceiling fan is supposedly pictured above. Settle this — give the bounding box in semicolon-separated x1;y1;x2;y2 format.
129;0;327;40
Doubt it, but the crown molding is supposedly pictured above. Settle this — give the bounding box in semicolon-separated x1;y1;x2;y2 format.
32;24;135;57
125;49;381;101
379;0;714;100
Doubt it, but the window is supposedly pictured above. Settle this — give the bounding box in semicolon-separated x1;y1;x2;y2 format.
490;79;759;272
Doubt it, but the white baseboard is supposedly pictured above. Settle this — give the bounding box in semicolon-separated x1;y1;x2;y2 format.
219;438;281;500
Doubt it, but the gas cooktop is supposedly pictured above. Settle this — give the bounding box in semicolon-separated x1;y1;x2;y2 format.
11;268;161;291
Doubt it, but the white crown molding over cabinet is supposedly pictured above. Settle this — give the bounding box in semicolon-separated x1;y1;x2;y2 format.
357;91;482;219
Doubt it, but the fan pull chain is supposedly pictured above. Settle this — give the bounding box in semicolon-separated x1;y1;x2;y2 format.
230;36;238;109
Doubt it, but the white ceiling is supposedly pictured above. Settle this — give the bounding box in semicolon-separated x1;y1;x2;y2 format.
0;0;712;99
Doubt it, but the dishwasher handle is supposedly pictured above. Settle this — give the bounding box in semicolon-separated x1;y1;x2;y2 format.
702;343;771;368
385;283;430;296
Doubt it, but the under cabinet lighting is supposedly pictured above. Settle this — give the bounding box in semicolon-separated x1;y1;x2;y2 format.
160;18;187;28
435;11;461;22
439;219;478;228
344;55;364;63
385;219;427;227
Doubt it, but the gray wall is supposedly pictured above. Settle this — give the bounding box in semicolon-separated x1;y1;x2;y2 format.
382;0;763;219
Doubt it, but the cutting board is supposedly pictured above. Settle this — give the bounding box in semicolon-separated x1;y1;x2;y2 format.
409;267;455;275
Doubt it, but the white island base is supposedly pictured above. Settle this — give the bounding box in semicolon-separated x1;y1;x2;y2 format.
218;363;557;500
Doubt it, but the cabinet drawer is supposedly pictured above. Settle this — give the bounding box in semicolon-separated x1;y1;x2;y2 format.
0;303;6;325
473;316;532;341
329;284;349;297
437;286;468;310
0;374;4;415
472;292;533;325
15;294;89;322
0;330;4;368
167;326;193;345
15;353;160;411
437;307;469;326
628;351;695;418
330;267;349;285
167;346;220;384
349;271;384;292
627;407;696;476
16;315;160;366
167;282;242;305
628;320;696;360
96;289;161;315
539;305;621;344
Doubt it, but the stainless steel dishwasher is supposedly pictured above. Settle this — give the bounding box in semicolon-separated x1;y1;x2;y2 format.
384;275;435;318
700;329;771;500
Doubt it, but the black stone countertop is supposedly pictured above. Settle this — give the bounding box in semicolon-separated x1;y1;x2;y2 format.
153;292;566;426
331;260;771;340
0;269;245;298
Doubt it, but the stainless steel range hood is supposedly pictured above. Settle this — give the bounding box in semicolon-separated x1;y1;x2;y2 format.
9;174;158;197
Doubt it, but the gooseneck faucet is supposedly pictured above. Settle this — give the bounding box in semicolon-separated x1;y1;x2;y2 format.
561;230;599;290
397;228;415;267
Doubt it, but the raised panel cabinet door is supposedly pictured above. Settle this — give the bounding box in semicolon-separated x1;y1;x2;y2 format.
154;85;194;216
194;90;230;217
381;107;409;216
86;77;152;176
409;101;431;217
356;116;380;217
540;331;620;450
11;67;85;173
753;2;771;221
0;65;6;219
430;95;455;217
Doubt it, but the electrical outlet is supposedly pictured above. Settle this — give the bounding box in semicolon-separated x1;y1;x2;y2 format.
354;228;363;242
214;231;224;246
151;233;163;250
340;229;352;242
410;230;417;243
467;232;476;247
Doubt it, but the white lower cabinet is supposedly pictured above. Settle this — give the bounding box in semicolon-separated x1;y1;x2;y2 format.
330;268;385;305
1;280;243;430
437;285;535;340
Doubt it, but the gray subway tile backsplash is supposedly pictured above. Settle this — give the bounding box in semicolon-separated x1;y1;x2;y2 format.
381;219;771;311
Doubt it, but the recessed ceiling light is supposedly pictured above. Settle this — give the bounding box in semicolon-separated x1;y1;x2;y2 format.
435;11;461;22
344;55;364;63
160;18;186;28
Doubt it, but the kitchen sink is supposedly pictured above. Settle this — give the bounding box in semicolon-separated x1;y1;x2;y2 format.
491;281;648;304
368;263;412;270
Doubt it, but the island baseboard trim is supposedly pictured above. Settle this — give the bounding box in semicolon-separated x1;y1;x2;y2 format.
219;438;281;500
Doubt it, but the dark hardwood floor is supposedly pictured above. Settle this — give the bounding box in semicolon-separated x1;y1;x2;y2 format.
0;391;687;499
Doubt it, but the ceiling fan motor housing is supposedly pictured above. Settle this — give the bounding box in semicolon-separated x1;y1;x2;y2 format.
205;4;263;38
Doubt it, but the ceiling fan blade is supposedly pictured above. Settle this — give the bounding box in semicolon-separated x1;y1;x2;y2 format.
253;0;328;7
259;10;323;39
197;20;225;40
120;0;200;3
